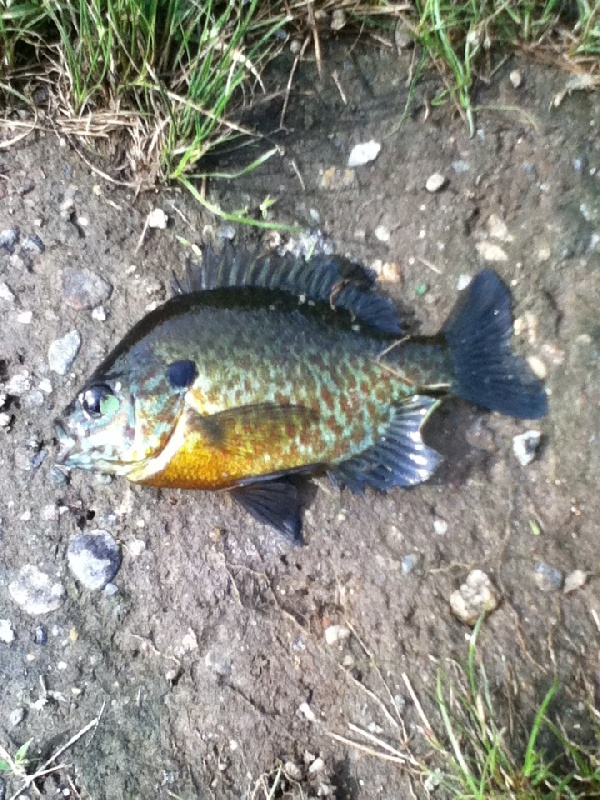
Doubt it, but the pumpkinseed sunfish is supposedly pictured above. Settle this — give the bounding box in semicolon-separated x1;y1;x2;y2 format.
55;245;547;541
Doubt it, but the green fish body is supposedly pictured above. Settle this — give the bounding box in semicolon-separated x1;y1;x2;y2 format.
55;245;547;540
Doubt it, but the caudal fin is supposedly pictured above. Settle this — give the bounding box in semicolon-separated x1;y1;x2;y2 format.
443;270;548;419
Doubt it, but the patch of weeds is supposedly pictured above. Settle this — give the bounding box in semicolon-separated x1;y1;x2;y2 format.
326;619;600;798
401;0;600;134
0;739;32;780
416;621;600;798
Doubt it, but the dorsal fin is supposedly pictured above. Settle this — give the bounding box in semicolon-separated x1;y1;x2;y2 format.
172;242;403;336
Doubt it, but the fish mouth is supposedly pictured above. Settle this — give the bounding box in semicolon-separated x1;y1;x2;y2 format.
54;418;76;466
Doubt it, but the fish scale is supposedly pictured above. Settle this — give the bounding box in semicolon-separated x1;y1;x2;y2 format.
55;246;547;541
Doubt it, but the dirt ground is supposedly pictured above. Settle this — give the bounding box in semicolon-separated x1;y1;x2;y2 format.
1;41;599;800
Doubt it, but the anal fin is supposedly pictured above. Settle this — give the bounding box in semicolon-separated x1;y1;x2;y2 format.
329;395;442;492
231;478;303;544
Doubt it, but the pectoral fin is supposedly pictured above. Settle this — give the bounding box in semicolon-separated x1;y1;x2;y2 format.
231;478;303;543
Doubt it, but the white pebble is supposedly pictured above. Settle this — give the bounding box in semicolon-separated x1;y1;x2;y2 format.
450;570;499;626
509;70;522;88
9;708;25;726
91;306;108;321
0;619;15;644
48;330;81;375
324;625;350;646
0;281;15;303
527;356;547;380
347;140;381;168
564;570;587;594
476;241;508;262
374;225;390;242
457;274;472;291
8;565;66;616
298;702;316;722
512;430;541;466
486;213;514;242
16;310;32;324
147;208;169;229
425;173;447;193
128;538;146;557
309;757;325;774
433;518;448;536
6;372;31;395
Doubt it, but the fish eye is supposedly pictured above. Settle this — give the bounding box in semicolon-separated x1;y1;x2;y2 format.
80;385;119;419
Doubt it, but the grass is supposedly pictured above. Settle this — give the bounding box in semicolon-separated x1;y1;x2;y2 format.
417;622;600;798
322;618;600;800
1;1;598;205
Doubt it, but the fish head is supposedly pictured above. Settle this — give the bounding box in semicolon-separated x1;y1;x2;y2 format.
55;359;187;476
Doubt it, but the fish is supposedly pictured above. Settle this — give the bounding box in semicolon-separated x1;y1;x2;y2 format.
55;244;548;542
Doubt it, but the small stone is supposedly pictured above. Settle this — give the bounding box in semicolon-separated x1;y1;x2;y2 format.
62;267;112;310
433;518;448;536
451;160;470;174
67;530;121;590
204;649;232;678
128;538;146;557
16;311;33;324
512;430;541;466
401;554;420;574
104;583;118;597
6;371;31;395
9;708;25;727
38;378;53;394
147;208;169;229
374;225;390;242
284;762;303;781
91;305;108;321
347;140;381;168
331;9;346;31
34;625;47;645
0;619;15;644
0;412;11;428
320;167;356;191
425;173;447;193
20;234;45;257
324;625;350;645
509;70;522;88
457;274;472;291
309;757;324;774
476;241;508;262
298;702;316;722
534;562;564;592
0;281;16;304
527;356;547;380
219;224;236;241
564;570;587;594
0;227;20;253
486;214;514;242
9;565;66;615
48;330;81;375
450;569;499;626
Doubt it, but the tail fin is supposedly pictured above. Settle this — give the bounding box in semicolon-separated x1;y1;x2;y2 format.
443;270;548;419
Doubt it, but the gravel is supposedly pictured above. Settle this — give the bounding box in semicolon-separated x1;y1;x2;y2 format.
67;530;122;590
513;430;541;466
347;141;381;168
425;173;447;193
450;569;499;625
48;329;82;375
0;619;15;644
20;233;45;257
324;625;350;645
62;267;113;310
534;562;564;592
0;227;20;253
8;565;66;615
564;569;587;594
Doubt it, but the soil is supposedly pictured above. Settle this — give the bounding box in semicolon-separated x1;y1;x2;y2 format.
1;40;599;800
